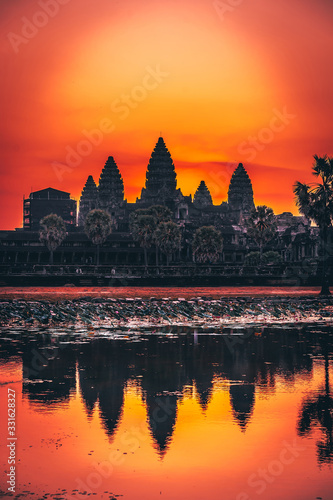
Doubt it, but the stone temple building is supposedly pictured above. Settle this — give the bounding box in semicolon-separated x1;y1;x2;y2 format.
0;136;320;275
78;136;256;230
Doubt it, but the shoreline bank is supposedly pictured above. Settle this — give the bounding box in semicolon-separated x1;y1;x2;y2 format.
1;295;332;328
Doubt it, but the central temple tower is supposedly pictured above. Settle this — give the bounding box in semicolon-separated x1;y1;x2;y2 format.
98;156;124;211
227;163;255;216
139;137;179;204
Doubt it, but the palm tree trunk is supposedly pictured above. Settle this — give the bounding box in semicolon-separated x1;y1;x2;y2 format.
144;247;148;267
320;226;330;295
50;250;53;265
167;254;170;266
259;243;263;262
96;244;100;266
155;246;159;266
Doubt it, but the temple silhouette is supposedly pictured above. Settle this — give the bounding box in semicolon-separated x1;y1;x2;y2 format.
0;136;322;280
78;137;257;228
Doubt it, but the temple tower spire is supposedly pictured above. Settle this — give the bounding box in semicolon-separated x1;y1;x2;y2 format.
78;175;98;226
228;163;255;215
98;156;124;212
193;181;213;207
139;137;178;204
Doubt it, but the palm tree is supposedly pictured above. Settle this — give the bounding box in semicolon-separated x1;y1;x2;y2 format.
293;155;333;295
154;221;182;266
39;213;67;264
246;205;276;260
147;205;173;224
297;346;333;465
129;213;156;267
84;209;112;265
192;226;223;263
146;206;173;265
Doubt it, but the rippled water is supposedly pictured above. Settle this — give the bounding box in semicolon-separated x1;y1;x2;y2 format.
0;325;333;499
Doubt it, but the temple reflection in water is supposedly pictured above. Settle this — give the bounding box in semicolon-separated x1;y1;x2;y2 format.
1;326;331;463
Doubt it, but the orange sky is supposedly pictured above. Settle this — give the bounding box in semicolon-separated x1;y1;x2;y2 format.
1;0;333;229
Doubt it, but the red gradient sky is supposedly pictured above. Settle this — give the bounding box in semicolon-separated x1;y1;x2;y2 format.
1;0;333;229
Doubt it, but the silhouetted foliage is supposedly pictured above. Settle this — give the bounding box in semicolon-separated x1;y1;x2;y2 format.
246;205;276;259
294;155;333;294
297;352;333;465
129;212;156;267
39;213;66;264
147;205;173;223
154;221;182;265
84;209;112;265
262;250;283;265
192;226;223;263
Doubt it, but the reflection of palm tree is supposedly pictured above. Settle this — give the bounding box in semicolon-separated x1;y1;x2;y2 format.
297;351;333;465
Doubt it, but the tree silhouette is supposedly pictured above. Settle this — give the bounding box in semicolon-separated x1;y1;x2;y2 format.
246;205;276;260
84;209;112;265
154;221;182;266
129;212;156;267
192;226;223;263
147;205;173;265
147;205;173;224
39;213;67;264
294;155;333;295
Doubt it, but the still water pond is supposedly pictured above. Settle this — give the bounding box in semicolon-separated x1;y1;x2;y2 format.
1;325;333;499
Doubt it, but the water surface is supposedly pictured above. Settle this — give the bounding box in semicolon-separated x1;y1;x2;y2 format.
0;286;323;301
0;325;332;499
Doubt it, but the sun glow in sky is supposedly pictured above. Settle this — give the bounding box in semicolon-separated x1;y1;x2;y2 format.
1;0;333;229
